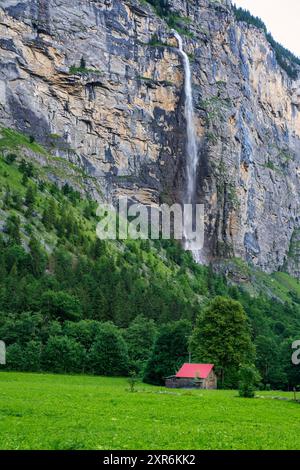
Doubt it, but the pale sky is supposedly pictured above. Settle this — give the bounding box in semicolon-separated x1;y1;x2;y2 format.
234;0;300;57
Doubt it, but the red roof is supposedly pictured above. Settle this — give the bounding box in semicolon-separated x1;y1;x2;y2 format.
176;363;214;379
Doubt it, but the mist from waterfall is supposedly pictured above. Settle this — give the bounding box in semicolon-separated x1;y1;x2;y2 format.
173;31;202;261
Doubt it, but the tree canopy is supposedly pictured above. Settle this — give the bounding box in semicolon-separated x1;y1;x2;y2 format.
190;297;254;387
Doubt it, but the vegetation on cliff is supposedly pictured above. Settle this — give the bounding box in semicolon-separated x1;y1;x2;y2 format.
143;2;300;79
143;0;194;37
233;5;300;79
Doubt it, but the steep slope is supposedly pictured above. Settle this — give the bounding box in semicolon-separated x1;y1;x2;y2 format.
1;0;300;274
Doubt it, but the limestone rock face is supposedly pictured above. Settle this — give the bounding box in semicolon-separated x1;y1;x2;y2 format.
1;0;300;274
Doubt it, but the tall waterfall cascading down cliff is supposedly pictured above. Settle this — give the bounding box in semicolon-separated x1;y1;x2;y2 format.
173;31;202;261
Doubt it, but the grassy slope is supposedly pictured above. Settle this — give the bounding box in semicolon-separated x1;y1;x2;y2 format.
0;372;300;450
0;127;101;193
246;269;300;303
0;128;48;156
217;257;300;304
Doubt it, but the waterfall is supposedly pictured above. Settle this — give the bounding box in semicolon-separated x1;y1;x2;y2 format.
173;31;201;258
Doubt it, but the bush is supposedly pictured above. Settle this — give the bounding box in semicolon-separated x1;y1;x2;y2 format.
238;365;261;398
127;371;138;392
5;153;17;164
145;0;170;17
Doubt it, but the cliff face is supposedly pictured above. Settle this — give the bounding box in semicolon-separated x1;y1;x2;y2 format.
1;0;300;274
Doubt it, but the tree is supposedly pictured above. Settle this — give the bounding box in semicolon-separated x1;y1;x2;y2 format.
88;323;129;376
0;312;43;346
42;199;57;230
143;320;192;385
92;238;104;259
29;236;47;277
0;250;6;282
19;160;35;185
42;336;86;373
6;215;21;245
63;320;102;349
127;371;138;392
6;343;25;370
280;338;300;390
190;297;255;387
25;184;37;215
80;56;86;69
5;153;17;164
255;335;284;387
123;315;157;374
146;0;170;17
19;160;35;178
41;290;82;321
23;340;42;371
3;185;12;209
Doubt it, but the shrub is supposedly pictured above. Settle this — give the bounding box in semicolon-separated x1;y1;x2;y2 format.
145;0;170;17
239;365;261;398
5;153;17;164
127;371;138;392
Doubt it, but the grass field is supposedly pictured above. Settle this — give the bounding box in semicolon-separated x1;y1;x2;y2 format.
0;372;300;450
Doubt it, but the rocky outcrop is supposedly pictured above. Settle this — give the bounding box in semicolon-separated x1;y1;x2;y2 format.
1;0;300;274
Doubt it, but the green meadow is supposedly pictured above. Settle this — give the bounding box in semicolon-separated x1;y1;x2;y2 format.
0;372;299;450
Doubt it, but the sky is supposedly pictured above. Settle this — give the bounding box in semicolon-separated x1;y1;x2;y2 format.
234;0;300;57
